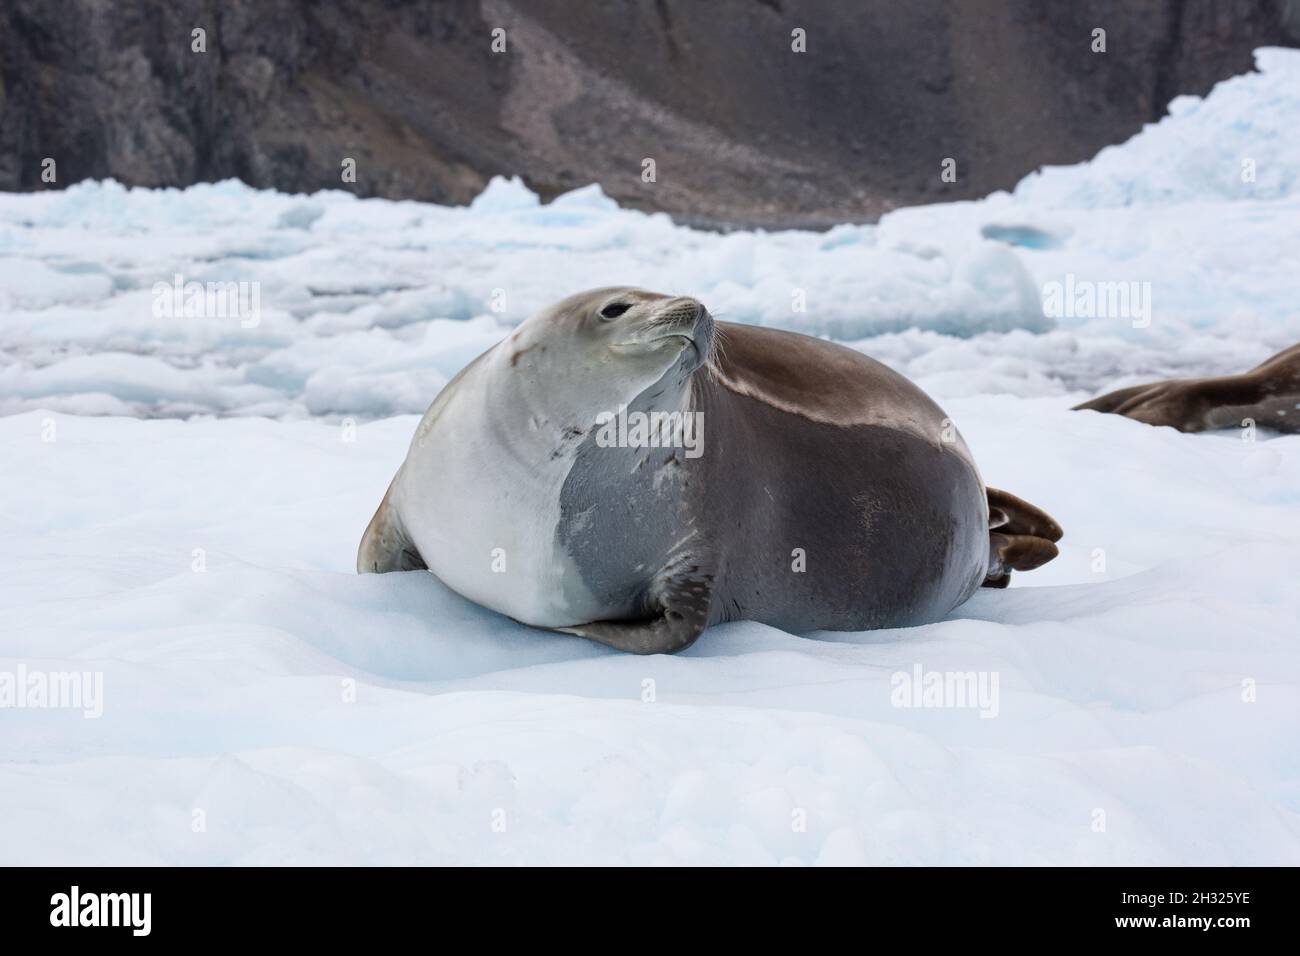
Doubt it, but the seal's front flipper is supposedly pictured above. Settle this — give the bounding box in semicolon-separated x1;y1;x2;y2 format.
357;483;426;574
982;487;1062;588
1073;382;1157;415
1073;345;1300;434
555;565;713;655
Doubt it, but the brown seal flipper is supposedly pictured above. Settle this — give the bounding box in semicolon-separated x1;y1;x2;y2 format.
554;563;714;655
357;479;427;573
982;487;1062;589
1074;343;1300;434
1070;382;1154;415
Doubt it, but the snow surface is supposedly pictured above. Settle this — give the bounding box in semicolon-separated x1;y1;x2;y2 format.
2;49;1299;864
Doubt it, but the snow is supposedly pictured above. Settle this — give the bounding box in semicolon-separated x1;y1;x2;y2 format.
2;49;1299;864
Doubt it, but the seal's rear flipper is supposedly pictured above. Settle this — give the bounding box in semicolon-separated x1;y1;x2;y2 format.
357;484;426;574
555;566;713;655
982;487;1062;588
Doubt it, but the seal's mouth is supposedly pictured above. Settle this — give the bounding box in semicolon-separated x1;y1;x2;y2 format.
645;331;698;353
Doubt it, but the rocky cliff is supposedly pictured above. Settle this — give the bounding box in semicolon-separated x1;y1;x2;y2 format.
2;0;1297;227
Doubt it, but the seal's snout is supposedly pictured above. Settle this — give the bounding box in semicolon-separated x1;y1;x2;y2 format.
690;304;715;364
653;297;714;358
655;297;706;329
609;293;714;367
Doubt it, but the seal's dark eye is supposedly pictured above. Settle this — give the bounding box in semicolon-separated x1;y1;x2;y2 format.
599;302;631;320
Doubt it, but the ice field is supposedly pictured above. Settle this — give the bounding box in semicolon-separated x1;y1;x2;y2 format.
1;49;1298;864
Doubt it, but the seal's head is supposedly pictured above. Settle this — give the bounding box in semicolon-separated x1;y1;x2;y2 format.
498;287;715;428
587;287;715;373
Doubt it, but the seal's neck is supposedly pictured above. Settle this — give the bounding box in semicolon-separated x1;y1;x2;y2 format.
486;341;698;462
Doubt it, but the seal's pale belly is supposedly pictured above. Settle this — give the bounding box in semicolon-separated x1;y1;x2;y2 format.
395;366;611;629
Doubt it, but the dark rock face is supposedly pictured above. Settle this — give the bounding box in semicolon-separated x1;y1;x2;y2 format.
2;0;1297;228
